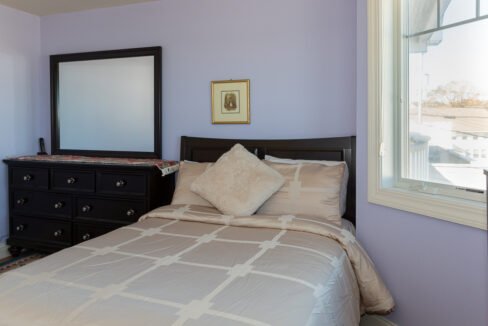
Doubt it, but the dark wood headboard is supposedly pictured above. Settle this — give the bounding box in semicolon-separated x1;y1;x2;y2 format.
180;136;356;225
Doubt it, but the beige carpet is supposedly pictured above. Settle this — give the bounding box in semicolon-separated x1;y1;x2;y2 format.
0;252;45;275
360;314;395;326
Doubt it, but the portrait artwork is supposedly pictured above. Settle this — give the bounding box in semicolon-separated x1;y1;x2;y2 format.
211;80;250;124
222;91;240;113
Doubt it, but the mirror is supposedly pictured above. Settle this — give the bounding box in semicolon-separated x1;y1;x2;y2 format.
50;47;162;158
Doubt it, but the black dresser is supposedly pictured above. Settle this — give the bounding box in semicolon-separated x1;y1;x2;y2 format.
3;158;176;256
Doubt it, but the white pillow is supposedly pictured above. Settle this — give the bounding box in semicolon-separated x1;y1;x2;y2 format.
264;155;349;216
191;144;285;216
258;161;346;225
171;161;214;207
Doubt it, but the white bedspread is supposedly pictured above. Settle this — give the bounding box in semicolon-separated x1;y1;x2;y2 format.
0;205;394;326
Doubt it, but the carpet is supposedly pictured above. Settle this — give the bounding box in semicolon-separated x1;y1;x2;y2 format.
0;252;45;275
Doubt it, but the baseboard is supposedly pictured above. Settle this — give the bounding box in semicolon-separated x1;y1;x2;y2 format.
0;242;9;259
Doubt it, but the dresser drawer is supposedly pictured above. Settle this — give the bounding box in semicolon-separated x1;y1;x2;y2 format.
75;197;145;223
13;191;72;218
12;167;49;189
11;216;71;245
73;223;120;244
52;169;95;192
97;172;146;196
4;159;176;255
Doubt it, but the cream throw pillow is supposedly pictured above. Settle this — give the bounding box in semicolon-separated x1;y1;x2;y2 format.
190;144;285;216
257;161;346;225
171;161;214;207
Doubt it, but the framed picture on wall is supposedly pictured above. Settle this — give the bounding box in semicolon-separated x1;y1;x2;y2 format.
211;79;250;124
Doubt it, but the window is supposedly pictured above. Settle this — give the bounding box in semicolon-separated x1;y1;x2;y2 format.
367;0;487;230
405;0;488;192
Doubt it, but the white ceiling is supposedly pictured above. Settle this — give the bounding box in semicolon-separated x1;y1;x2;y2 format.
0;0;157;16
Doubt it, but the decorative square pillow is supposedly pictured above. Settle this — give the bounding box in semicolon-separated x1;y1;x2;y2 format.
190;144;285;216
264;155;349;215
171;161;214;207
257;160;346;225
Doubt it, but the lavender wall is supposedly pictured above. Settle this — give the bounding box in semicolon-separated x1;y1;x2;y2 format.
0;5;40;245
356;1;488;325
39;0;357;159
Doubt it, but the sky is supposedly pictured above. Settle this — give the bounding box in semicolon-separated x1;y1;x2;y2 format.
418;0;488;98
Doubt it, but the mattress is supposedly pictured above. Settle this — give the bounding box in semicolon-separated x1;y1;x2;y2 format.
0;205;393;326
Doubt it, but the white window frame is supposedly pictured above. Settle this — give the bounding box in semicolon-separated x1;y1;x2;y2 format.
367;0;487;230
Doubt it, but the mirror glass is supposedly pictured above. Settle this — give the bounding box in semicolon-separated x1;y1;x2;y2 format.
51;47;161;158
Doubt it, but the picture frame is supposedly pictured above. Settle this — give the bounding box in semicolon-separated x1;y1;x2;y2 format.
211;79;250;124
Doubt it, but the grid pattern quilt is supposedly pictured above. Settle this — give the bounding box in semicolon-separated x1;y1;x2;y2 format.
0;205;393;326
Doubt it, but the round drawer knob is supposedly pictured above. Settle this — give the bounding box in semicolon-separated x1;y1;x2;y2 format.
115;180;127;188
66;177;76;184
82;233;91;241
53;229;63;237
54;201;64;209
16;198;27;205
126;209;135;217
15;224;25;232
81;205;92;213
23;174;32;182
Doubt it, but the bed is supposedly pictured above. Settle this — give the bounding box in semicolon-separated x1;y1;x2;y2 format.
0;136;394;326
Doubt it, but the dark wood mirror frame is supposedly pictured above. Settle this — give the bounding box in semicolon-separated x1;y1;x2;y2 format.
50;47;162;158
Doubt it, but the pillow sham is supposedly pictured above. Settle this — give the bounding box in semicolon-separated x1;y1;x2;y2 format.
171;161;214;207
264;155;349;216
191;144;285;216
257;160;346;225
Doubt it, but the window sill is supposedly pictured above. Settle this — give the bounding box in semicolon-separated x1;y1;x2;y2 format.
368;186;487;230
